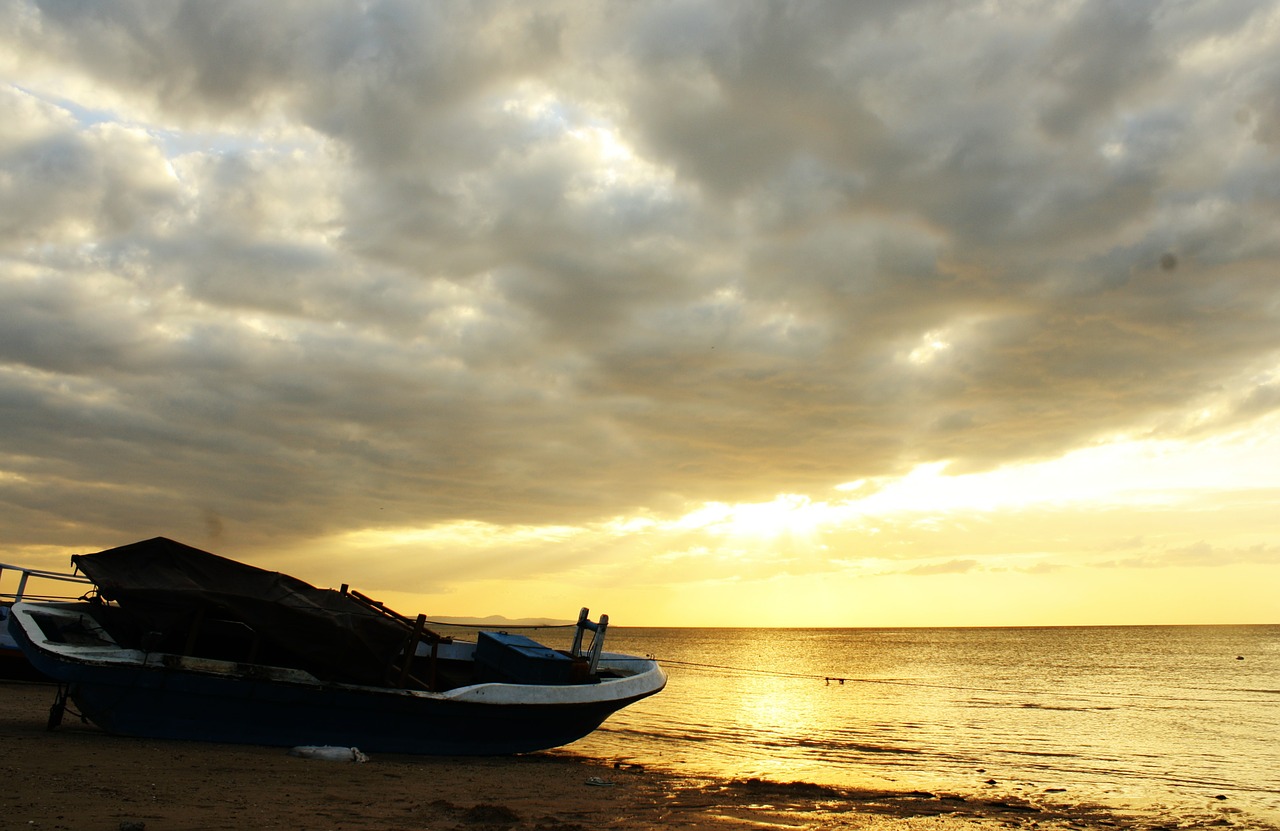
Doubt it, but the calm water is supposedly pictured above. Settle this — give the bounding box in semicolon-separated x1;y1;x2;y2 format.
558;626;1280;826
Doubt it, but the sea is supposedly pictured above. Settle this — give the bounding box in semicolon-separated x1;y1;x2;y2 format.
558;625;1280;827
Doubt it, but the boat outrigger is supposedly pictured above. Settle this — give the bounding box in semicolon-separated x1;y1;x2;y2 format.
7;537;665;755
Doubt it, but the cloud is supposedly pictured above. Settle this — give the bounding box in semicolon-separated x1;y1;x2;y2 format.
2;0;1279;589
0;91;180;246
1103;541;1280;569
901;559;980;577
1035;0;1170;139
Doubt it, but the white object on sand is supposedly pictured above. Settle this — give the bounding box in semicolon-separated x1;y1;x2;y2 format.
288;745;370;763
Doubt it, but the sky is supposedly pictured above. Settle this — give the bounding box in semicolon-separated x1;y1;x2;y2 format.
2;1;1278;627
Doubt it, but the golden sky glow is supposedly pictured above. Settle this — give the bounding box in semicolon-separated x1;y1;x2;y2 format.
281;417;1280;626
2;3;1278;626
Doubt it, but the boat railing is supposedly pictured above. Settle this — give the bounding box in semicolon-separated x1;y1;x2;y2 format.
0;562;92;604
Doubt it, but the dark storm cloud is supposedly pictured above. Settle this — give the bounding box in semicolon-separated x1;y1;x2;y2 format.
2;0;1279;562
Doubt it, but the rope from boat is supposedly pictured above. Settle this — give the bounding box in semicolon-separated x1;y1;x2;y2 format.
649;658;1280;705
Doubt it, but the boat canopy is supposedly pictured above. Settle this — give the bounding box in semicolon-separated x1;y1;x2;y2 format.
72;537;409;686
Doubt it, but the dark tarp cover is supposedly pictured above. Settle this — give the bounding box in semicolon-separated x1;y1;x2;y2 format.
72;537;410;686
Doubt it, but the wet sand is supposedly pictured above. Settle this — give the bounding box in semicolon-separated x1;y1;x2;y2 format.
1;681;1268;831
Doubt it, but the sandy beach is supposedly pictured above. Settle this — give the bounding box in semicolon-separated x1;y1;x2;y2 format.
0;680;1266;831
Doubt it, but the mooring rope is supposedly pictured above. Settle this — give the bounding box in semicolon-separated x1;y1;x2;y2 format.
652;657;1280;704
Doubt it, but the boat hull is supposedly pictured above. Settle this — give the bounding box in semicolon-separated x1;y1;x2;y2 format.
65;669;642;755
10;603;664;755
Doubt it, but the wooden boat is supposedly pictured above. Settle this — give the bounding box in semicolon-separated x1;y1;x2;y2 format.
6;537;665;755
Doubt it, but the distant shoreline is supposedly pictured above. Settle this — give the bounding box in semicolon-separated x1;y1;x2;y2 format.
428;615;575;628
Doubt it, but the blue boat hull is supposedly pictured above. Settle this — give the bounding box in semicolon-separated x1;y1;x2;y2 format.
65;671;633;755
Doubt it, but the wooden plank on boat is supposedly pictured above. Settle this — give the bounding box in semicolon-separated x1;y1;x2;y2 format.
398;614;427;687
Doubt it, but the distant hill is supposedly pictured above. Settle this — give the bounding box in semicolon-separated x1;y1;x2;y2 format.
426;614;574;629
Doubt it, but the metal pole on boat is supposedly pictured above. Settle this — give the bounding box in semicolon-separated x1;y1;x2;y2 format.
398;614;427;687
571;607;590;657
588;614;609;674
